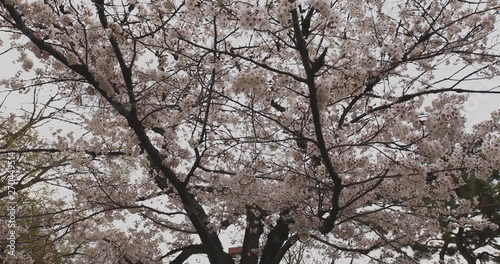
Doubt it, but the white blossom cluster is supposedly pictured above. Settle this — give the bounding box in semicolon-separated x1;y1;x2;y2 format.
481;139;500;167
179;94;197;113
238;6;268;30
273;0;295;24
306;0;334;19
231;68;268;97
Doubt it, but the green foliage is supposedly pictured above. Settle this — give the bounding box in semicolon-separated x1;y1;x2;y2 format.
412;170;500;263
0;189;71;263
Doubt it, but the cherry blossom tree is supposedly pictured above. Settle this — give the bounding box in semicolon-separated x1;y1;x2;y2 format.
1;0;500;263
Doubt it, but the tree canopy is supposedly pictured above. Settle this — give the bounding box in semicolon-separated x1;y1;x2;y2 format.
1;0;500;263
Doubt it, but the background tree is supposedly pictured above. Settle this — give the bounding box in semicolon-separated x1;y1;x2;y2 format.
0;109;69;198
0;111;71;263
0;189;74;264
0;0;500;263
409;170;500;264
